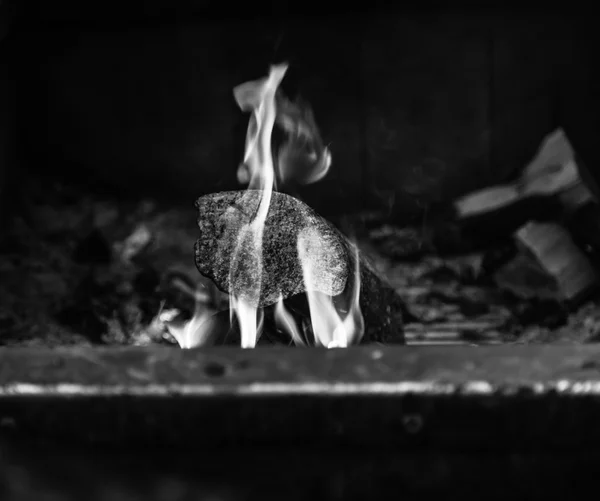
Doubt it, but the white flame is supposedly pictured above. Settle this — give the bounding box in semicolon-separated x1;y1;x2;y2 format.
275;94;332;186
230;294;264;348
234;64;288;195
274;297;305;346
223;63;361;349
166;64;348;350
160;287;217;349
297;227;364;348
228;63;288;348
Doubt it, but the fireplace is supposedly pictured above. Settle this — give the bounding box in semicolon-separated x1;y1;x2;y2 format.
1;2;600;499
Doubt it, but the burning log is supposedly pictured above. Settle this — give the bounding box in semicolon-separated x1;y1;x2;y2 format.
190;63;403;348
195;190;404;345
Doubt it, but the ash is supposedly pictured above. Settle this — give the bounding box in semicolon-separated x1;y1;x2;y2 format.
1;176;598;348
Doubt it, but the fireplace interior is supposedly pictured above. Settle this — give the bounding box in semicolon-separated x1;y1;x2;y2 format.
1;3;599;499
3;6;599;348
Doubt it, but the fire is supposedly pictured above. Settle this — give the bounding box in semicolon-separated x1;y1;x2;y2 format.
160;285;217;349
229;292;264;348
177;63;362;349
297;227;364;347
274;296;305;346
225;64;288;348
275;93;332;187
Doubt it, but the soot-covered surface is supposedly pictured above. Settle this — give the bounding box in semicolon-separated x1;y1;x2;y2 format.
1;174;599;347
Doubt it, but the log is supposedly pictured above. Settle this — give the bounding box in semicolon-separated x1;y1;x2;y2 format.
514;221;599;303
195;190;404;344
454;129;594;236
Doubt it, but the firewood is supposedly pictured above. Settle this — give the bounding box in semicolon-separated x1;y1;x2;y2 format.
493;221;599;304
194;190;404;344
514;221;599;303
454;129;595;231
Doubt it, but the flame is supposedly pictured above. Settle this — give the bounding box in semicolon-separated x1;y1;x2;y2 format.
274;297;305;346
230;294;264;348
275;93;332;187
160;287;217;349
228;63;288;348
234;64;288;193
184;63;359;350
296;227;364;348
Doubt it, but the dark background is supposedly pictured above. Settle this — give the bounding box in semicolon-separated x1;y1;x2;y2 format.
0;2;597;220
1;8;600;497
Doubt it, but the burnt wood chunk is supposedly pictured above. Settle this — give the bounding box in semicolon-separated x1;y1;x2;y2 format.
195;190;404;344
